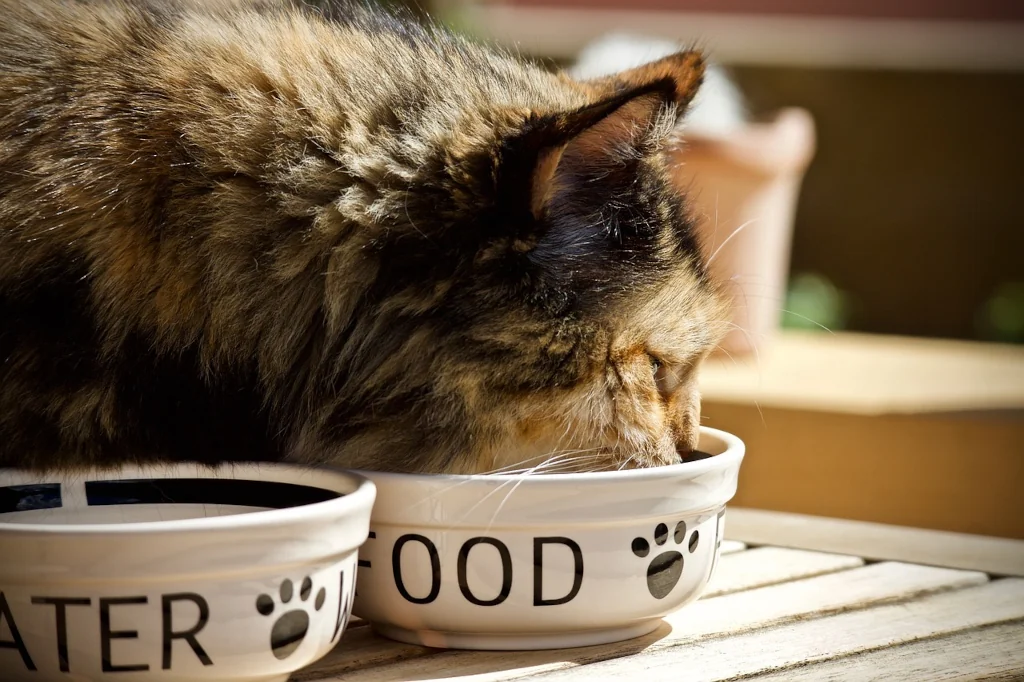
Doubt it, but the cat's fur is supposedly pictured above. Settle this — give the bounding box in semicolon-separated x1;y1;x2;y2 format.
0;0;728;474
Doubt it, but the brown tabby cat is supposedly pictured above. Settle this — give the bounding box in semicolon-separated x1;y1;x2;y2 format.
0;0;728;475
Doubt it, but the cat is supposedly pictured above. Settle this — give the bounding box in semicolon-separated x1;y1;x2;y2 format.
0;0;729;475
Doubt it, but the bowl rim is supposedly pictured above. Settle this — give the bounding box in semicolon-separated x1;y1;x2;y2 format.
0;462;376;536
353;426;744;486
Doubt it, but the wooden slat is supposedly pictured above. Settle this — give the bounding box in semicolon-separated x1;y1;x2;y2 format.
747;620;1024;681
668;563;984;647
705;546;862;597
700;331;1024;416
526;578;1024;681
305;561;985;681
726;507;1024;576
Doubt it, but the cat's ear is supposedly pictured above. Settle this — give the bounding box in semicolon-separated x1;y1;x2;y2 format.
526;51;704;219
530;84;671;219
494;52;703;226
596;50;705;113
526;61;698;222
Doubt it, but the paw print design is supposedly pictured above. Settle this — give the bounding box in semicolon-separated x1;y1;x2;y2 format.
256;576;327;659
631;520;700;599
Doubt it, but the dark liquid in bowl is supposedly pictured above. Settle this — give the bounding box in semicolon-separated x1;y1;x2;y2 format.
0;478;342;525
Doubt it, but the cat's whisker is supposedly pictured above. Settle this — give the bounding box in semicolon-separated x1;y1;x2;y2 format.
478;455;560;476
480;452;611;531
477;450;606;483
451;453;601;526
484;474;530;532
726;295;836;335
522;454;608;474
445;476;524;530
477;447;605;476
714;320;764;360
507;451;606;473
406;449;607;513
706;218;760;266
715;283;836;336
480;456;604;477
711;321;766;427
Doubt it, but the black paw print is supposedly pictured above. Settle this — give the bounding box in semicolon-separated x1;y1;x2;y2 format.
255;576;327;659
631;520;700;599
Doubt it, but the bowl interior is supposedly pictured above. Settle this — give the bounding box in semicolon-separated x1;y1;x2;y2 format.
0;463;359;528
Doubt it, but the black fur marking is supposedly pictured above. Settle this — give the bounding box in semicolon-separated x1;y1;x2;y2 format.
0;264;280;468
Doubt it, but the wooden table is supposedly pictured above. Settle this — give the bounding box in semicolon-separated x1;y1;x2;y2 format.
296;509;1024;681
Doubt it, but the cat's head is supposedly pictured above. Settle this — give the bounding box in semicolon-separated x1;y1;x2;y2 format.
310;51;729;474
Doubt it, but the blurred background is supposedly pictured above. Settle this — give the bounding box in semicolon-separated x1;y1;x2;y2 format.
428;0;1024;345
378;0;1024;538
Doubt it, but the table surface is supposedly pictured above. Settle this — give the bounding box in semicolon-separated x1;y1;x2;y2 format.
698;330;1024;415
296;509;1024;681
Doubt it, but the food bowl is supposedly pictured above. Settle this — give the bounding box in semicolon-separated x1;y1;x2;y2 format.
353;427;744;650
0;463;375;682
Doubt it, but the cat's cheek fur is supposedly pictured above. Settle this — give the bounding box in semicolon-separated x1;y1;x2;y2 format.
473;370;687;474
476;385;615;474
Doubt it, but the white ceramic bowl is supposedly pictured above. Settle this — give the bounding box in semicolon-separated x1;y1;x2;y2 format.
0;463;375;682
353;427;744;650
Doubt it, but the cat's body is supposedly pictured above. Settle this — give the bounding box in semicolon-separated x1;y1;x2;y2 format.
0;0;728;474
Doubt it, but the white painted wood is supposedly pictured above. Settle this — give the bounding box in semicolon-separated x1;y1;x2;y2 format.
527;578;1024;681
725;508;1024;576
719;539;746;555
748;621;1024;681
705;546;863;597
310;562;985;681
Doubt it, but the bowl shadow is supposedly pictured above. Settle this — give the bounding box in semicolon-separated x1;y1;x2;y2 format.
294;618;674;680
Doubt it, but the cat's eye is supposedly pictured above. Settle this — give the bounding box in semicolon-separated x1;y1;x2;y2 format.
650;354;684;398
